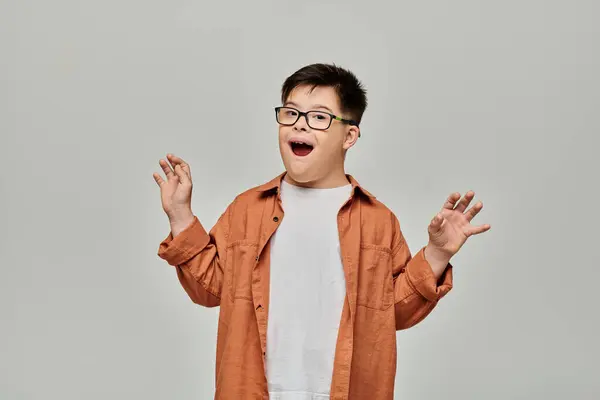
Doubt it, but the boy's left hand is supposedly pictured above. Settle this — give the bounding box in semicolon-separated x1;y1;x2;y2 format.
425;191;490;261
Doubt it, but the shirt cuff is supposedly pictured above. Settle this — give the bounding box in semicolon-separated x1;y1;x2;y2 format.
157;216;210;266
405;247;453;302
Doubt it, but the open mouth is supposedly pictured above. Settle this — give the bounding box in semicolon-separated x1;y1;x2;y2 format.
290;140;314;157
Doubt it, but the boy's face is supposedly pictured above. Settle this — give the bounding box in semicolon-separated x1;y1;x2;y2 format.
277;85;360;188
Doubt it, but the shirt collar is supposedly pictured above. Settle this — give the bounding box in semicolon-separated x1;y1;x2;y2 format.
256;172;376;199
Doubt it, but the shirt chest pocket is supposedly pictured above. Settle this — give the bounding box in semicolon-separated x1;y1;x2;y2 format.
225;240;258;301
356;245;394;310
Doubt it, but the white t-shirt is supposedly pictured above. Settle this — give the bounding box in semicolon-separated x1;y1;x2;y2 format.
266;179;352;400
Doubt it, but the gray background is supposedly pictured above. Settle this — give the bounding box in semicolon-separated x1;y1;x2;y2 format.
2;0;599;399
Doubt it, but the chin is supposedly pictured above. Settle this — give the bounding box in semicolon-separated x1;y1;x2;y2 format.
281;159;317;184
283;164;311;182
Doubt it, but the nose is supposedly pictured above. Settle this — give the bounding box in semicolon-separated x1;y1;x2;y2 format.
293;113;310;131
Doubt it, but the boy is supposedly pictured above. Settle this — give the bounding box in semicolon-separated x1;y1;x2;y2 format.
154;63;490;399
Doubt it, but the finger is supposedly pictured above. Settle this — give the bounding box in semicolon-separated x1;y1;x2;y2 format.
167;153;189;169
429;213;445;233
173;164;191;186
454;191;475;213
153;172;165;186
466;223;491;237
464;201;483;222
167;154;192;178
442;192;461;210
180;163;191;180
159;159;176;181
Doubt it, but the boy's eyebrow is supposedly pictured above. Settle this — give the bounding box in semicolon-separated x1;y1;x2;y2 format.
284;101;334;114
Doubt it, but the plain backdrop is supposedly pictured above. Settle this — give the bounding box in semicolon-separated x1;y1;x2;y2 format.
2;0;599;399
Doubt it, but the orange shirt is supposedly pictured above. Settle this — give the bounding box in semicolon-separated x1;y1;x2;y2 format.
158;173;453;399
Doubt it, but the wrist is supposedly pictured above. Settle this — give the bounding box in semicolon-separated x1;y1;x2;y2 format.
169;211;195;237
424;244;451;279
424;244;450;262
167;207;193;222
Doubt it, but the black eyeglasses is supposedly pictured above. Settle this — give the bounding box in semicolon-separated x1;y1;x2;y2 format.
274;106;360;135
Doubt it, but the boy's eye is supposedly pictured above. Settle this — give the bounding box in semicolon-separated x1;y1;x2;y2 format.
310;112;328;121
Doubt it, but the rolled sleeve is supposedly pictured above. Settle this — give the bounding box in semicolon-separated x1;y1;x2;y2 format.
405;247;453;302
158;216;211;266
391;214;454;330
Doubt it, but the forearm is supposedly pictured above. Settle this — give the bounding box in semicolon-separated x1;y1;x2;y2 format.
169;211;195;237
423;244;452;281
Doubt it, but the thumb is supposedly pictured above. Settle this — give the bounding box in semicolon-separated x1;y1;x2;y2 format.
429;213;445;234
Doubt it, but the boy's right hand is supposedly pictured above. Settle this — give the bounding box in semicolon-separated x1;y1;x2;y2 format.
153;154;195;234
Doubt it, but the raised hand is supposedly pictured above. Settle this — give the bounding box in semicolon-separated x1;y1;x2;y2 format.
426;191;491;260
153;154;194;227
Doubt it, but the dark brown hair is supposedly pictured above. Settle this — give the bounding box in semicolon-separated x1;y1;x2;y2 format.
280;63;368;125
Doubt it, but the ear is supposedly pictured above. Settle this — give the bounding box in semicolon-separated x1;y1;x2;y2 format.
342;125;360;150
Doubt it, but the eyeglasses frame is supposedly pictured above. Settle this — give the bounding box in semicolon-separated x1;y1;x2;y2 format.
274;106;361;137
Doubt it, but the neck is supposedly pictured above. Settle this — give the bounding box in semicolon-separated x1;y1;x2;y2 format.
284;168;350;189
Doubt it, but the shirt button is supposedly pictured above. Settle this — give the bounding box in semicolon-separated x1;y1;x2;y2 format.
273;216;279;222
